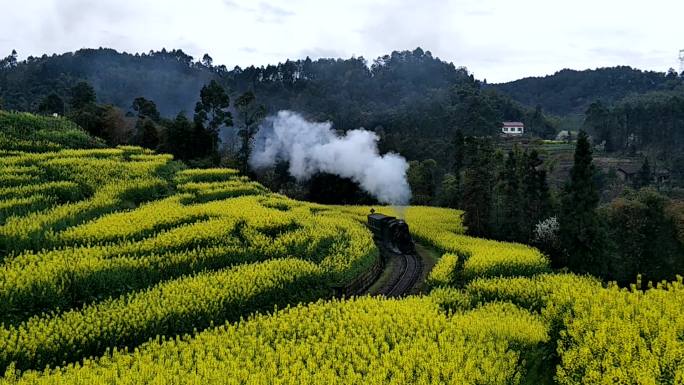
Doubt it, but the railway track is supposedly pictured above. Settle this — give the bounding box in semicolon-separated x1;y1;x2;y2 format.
372;246;422;297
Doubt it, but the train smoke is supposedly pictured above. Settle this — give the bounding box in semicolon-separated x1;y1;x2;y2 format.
249;110;411;205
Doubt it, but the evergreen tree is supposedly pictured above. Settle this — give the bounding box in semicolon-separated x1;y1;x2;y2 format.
634;157;652;188
559;130;605;272
67;82;105;138
139;119;159;150
407;159;438;205
452;129;465;174
161;113;194;160
194;80;233;158
234;91;265;174
129;97;161;150
37;93;65;115
201;53;213;68
462;136;495;237
499;149;523;241
131;97;160;122
602;188;684;284
438;129;465;209
521;149;551;241
583;101;614;151
437;173;460;208
527;105;556;139
70;82;96;110
0;49;18;69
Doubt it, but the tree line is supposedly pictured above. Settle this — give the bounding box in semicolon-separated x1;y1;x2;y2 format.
0;47;558;171
491;66;682;115
32;80;263;171
454;129;682;285
583;88;684;177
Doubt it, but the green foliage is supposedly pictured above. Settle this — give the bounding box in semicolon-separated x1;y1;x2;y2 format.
450;85;500;136
462;136;495;237
135;119;159;150
436;172;460;208
69;82;96;110
37;94;65;116
634;157;653;189
491;148;552;243
520;150;551;233
159;112;203;161
407;159;438;205
0;48;215;116
0;47;557;178
601;188;684;284
234;91;265;174
130;97;160;121
0;111;104;151
492;66;676;115
497;148;524;241
583;101;615;151
592;91;684;161
194;80;232;158
560;131;605;272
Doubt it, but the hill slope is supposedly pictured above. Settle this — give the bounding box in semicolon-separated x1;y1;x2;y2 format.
0;48;219;116
491;66;673;115
1;48;559;168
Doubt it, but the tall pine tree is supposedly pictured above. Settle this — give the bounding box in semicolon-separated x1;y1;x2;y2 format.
559;130;605;272
462;136;495;237
499;149;523;241
634;157;652;189
439;129;466;209
521;149;551;242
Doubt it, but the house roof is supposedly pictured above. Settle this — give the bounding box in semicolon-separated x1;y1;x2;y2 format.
502;122;524;127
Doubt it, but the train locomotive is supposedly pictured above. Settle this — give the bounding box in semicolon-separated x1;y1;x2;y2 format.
367;212;415;254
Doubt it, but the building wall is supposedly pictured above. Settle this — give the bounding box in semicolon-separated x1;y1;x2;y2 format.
501;125;524;135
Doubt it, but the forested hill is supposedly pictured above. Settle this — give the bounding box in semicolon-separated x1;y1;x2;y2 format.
0;48;219;116
491;66;680;115
0;47;557;164
0;47;475;121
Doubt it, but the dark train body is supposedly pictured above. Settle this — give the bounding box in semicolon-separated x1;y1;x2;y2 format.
367;213;415;254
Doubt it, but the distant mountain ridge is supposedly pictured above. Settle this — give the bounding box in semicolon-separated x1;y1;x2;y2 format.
2;48;678;120
490;66;675;115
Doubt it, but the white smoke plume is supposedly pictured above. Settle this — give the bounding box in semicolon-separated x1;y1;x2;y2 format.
250;110;412;205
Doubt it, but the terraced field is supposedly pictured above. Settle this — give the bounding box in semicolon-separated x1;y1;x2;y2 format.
1;112;682;384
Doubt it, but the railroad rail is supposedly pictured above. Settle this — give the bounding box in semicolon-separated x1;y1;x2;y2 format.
368;244;422;297
334;212;423;297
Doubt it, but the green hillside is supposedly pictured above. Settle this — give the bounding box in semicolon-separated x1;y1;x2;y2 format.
0;113;682;384
0;110;105;152
491;66;677;115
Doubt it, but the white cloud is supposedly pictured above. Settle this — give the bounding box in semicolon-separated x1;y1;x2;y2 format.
1;0;683;82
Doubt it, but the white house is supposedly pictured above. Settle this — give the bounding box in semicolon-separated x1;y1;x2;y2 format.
501;122;524;136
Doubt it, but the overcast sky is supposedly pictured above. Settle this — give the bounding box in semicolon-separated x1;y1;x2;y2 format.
2;0;683;82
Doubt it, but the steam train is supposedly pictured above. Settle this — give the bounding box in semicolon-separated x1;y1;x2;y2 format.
367;212;415;254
